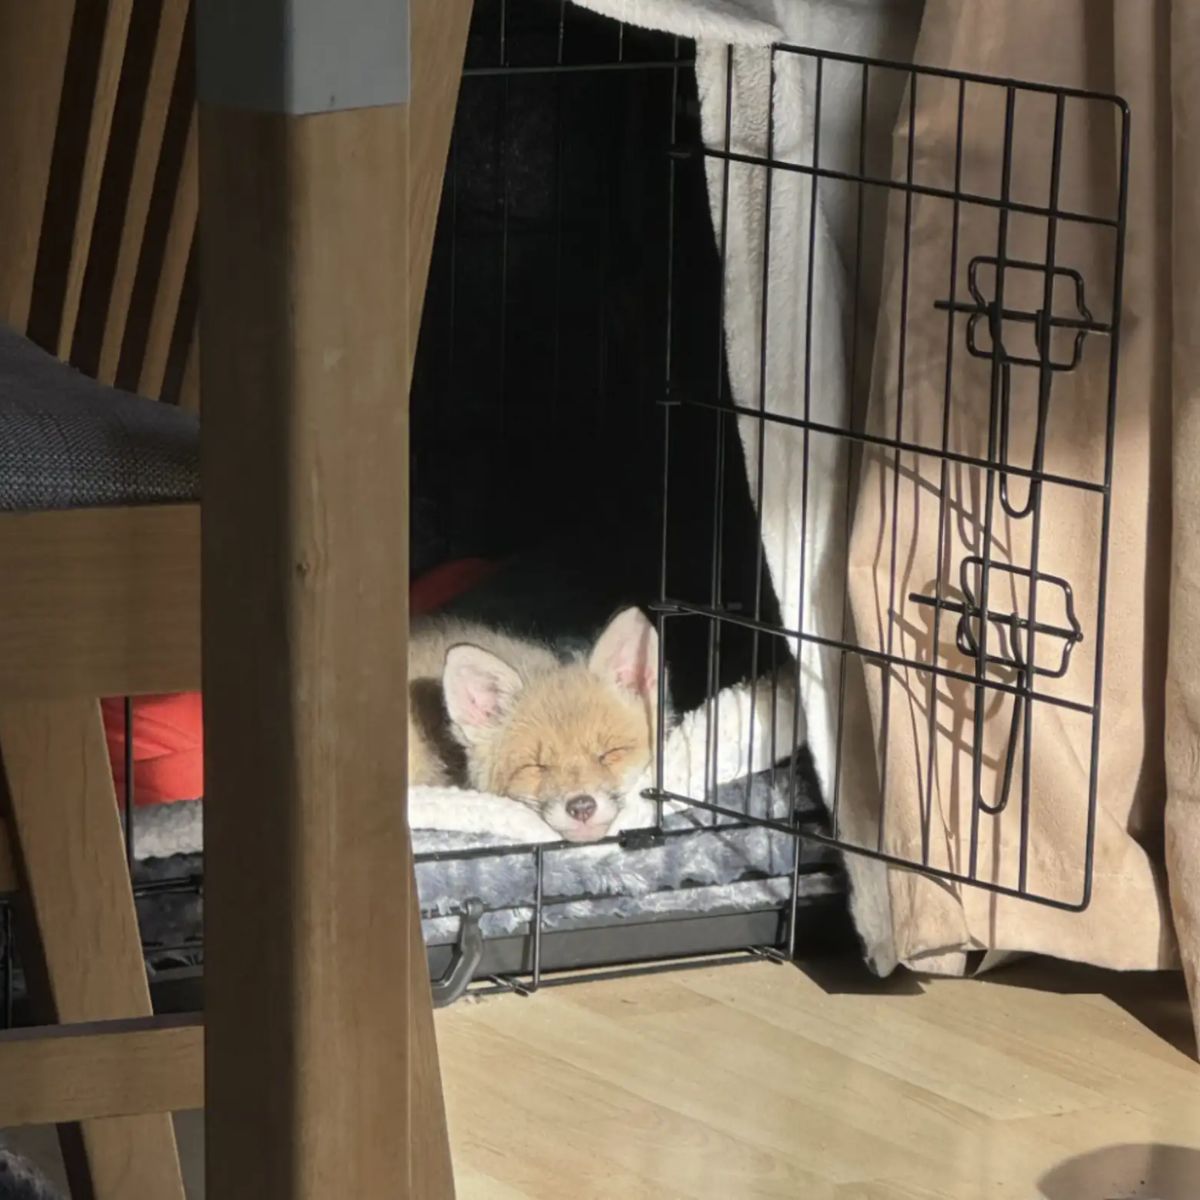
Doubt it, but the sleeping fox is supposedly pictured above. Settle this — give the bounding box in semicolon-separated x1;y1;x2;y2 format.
408;607;660;843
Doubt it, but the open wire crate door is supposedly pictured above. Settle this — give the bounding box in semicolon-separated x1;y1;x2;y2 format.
649;43;1129;914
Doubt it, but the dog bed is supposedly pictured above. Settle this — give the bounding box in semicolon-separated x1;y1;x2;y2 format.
125;673;845;989
131;767;837;944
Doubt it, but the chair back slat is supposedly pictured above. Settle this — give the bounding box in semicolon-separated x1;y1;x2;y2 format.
138;107;197;398
98;0;191;386
55;0;136;362
0;3;76;332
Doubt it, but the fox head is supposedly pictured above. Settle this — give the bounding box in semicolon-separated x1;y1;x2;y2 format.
442;607;659;842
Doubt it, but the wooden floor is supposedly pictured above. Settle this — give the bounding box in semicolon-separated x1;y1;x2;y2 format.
4;955;1199;1198
439;956;1200;1200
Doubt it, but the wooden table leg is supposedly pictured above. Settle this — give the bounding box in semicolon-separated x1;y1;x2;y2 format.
405;5;472;1193
197;3;467;1195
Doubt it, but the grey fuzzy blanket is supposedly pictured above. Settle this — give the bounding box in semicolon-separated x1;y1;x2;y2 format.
413;769;836;938
130;766;840;967
0;1149;61;1200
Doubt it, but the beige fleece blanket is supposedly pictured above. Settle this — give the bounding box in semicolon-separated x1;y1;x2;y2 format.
847;1;1185;984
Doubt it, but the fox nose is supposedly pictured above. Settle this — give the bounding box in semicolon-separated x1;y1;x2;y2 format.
565;794;597;823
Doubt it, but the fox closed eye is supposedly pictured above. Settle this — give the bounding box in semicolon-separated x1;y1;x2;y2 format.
598;745;634;766
510;759;547;777
519;744;550;775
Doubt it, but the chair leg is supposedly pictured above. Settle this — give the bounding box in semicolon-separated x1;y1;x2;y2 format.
0;699;185;1200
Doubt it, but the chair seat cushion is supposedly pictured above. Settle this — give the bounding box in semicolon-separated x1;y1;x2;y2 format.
0;323;199;511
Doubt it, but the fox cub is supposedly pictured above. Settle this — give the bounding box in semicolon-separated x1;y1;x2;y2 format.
408;607;660;842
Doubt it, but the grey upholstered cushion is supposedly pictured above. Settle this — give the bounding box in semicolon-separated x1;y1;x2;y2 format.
0;323;199;512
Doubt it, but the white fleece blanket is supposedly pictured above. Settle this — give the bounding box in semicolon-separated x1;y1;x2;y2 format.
129;673;803;859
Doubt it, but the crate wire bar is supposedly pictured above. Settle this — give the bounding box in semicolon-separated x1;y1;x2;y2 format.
646;43;1129;914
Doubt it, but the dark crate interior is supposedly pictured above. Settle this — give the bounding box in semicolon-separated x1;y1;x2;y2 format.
413;0;785;711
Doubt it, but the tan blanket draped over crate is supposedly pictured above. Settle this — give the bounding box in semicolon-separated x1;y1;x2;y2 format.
847;0;1200;1014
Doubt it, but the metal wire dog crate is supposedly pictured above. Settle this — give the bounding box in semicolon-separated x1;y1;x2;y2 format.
406;0;853;1002
0;1;1131;1018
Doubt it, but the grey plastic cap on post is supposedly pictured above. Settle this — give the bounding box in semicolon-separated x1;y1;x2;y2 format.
196;0;410;115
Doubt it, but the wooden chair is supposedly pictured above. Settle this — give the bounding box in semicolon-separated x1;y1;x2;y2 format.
0;2;470;1195
0;2;200;1194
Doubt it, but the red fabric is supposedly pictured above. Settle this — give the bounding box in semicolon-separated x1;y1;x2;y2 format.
102;557;500;805
101;693;204;806
410;557;498;616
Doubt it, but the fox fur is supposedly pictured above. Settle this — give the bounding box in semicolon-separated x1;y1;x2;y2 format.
408;607;661;842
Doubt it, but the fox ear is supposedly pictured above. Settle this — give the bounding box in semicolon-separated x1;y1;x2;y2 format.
443;644;524;743
589;608;658;698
